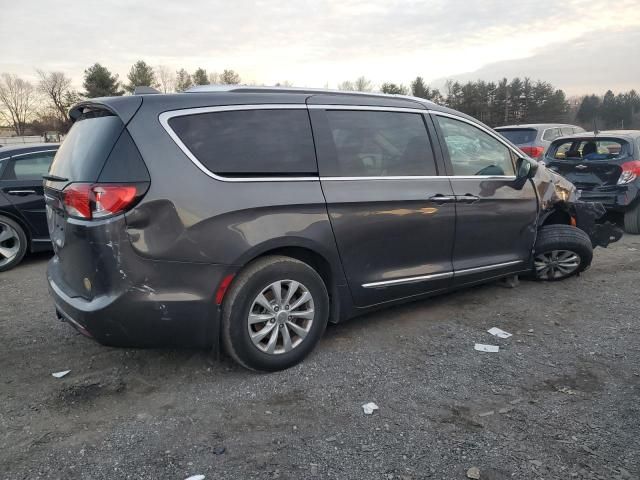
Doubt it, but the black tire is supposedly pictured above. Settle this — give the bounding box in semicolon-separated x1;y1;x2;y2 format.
222;255;329;372
533;225;593;281
0;215;28;272
623;203;640;234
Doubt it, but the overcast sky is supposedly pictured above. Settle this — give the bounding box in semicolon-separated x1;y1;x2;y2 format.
1;0;638;95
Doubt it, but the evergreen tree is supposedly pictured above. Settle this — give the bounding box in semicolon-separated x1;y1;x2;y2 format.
192;68;209;85
380;83;408;95
82;63;123;98
175;69;193;92
125;60;157;93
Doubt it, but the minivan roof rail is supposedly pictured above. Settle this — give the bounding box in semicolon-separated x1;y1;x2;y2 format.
133;86;161;95
184;84;435;104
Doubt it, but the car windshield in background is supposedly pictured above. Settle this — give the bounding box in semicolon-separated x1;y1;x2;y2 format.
551;139;628;161
495;128;537;144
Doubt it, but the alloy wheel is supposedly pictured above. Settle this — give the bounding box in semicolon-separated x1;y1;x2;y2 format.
0;221;20;268
534;249;580;280
247;280;315;355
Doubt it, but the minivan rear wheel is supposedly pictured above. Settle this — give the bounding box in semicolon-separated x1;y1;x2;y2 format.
0;216;27;272
533;225;593;281
623;203;640;234
222;256;329;371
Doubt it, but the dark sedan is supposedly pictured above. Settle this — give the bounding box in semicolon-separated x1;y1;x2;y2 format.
0;143;58;271
545;130;640;233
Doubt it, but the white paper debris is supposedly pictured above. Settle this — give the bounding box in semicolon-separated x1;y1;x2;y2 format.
362;402;379;415
474;344;499;353
487;327;512;338
52;370;71;378
184;475;205;480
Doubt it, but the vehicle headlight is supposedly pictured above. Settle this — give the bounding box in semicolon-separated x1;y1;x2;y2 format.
555;185;570;202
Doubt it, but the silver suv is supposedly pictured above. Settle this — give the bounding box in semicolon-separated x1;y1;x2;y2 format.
495;123;585;160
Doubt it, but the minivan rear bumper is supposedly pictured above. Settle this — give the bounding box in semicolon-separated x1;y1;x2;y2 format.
47;255;230;349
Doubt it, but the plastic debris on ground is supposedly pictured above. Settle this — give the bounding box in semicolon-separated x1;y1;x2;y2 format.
362;402;379;415
184;475;205;480
487;327;512;338
474;344;499;353
466;466;481;479
51;370;71;378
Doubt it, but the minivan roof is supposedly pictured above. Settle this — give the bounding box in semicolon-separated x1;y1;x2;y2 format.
69;86;476;124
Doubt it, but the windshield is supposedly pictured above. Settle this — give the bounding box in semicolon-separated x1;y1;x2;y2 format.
495;128;537;145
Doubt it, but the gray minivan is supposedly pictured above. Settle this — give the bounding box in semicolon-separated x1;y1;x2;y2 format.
44;87;620;371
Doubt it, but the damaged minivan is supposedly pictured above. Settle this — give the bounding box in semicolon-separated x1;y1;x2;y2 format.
44;87;622;371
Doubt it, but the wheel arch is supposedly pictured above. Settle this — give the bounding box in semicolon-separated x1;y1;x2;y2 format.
231;237;349;324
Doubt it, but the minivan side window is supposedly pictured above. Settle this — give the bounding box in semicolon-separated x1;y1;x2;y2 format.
323;110;437;176
436;116;515;176
168;109;317;176
2;152;55;180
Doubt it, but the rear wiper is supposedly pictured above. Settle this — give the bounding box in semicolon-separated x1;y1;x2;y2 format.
43;174;69;182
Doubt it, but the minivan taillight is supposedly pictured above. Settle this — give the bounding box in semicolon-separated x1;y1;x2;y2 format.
617;161;640;185
62;183;141;219
520;146;544;159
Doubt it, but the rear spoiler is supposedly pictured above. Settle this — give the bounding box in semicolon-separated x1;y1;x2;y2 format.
68;96;143;125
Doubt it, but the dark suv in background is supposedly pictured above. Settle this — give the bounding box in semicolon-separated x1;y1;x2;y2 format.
495;123;585;160
545;130;640;233
45;87;619;371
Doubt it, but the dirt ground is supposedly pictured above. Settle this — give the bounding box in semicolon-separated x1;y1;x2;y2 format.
1;236;639;480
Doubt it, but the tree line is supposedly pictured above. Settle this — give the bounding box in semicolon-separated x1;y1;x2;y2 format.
0;61;638;136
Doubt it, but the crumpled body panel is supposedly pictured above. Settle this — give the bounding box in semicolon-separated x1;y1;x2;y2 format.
533;164;623;247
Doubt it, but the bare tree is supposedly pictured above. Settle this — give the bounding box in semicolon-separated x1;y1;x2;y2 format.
338;77;372;92
208;71;220;84
156;65;175;93
36;70;79;130
354;76;372;92
0;73;40;136
220;69;241;85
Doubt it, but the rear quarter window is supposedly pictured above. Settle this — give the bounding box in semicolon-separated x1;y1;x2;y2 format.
168;109;318;177
49;112;124;182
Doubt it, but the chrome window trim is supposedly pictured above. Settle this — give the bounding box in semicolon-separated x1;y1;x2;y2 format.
159;103;522;183
308;104;429;114
158;104;319;183
7;149;58;160
362;260;524;288
320;175;515;181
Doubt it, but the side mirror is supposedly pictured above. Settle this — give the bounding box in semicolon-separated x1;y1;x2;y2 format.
512;157;538;189
516;157;538;179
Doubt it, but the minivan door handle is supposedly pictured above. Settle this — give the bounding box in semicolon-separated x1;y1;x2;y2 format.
456;194;480;204
428;194;456;204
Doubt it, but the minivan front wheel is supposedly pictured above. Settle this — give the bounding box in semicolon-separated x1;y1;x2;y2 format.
0;216;27;272
533;225;593;281
222;256;329;371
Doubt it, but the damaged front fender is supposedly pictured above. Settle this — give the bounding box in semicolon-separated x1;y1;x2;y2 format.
533;163;623;248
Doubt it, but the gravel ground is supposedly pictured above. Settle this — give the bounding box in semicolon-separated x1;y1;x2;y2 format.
1;236;639;480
